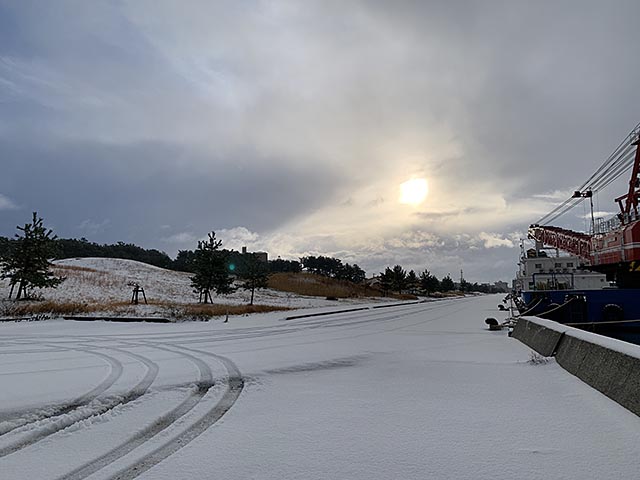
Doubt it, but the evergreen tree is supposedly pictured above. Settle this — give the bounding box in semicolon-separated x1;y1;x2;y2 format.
379;268;393;296
419;269;440;295
390;264;407;293
0;236;12;260
406;269;419;294
174;249;197;272
300;255;344;278
440;274;455;292
190;232;235;303
1;212;65;300
336;263;366;283
269;258;302;273
239;254;270;305
347;263;366;284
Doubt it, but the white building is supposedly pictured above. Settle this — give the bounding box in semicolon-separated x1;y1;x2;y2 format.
515;250;607;292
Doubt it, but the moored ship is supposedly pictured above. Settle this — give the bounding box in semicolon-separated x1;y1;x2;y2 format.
515;123;640;341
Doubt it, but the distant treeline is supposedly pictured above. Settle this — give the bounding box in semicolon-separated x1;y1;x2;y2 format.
0;236;303;274
0;235;508;293
173;249;302;274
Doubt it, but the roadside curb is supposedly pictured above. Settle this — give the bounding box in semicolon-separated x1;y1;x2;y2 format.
283;298;447;320
371;299;428;309
63;316;173;323
513;317;640;417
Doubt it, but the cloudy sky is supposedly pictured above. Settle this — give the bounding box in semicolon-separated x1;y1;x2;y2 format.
2;0;640;282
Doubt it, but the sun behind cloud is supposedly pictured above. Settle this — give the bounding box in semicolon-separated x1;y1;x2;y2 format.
399;178;429;205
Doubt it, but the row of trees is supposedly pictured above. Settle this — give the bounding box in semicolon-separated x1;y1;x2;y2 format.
377;265;508;296
0;235;298;275
0;236;176;270
1;213;506;305
378;265;455;296
299;255;366;283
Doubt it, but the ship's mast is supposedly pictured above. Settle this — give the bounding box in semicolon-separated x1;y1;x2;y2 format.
615;127;640;224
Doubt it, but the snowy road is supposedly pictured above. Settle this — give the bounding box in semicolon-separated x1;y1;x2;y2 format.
1;295;639;479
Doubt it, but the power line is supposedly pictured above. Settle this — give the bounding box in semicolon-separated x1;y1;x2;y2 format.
535;123;640;225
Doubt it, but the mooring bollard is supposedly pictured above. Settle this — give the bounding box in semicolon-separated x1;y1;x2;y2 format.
485;317;502;330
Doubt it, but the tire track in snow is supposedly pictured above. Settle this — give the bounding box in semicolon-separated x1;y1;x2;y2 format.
106;346;243;480
13;300;455;346
59;343;222;480
0;345;124;433
179;299;477;357
0;344;159;457
3;300;462;470
169;298;476;350
0;347;62;354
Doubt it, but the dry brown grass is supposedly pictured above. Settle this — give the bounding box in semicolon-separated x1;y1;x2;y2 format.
394;293;419;300
162;302;291;320
51;265;121;289
1;299;289;320
268;272;386;299
4;300;132;316
428;291;465;299
52;265;100;273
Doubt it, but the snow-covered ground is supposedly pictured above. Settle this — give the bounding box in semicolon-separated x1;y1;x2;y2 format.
0;257;392;316
1;294;639;479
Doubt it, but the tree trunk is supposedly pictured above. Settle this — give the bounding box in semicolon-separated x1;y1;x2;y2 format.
250;286;255;305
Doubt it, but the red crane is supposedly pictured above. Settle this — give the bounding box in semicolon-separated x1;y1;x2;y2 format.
528;126;640;285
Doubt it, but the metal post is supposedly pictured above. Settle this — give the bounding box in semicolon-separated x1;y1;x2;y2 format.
586;190;595;234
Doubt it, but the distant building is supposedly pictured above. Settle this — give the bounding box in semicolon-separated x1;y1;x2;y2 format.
241;246;268;262
365;276;381;288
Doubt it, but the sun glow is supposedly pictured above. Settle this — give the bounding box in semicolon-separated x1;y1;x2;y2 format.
399;178;429;205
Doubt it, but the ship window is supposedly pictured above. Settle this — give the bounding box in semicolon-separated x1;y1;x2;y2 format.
567;262;573;267
555;263;562;268
535;263;542;268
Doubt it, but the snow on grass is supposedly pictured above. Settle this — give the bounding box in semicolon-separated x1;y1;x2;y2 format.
0;257;396;319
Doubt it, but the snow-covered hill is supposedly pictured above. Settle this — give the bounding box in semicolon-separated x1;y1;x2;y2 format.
1;257;385;318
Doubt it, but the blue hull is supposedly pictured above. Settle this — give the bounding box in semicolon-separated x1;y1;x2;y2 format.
520;289;640;343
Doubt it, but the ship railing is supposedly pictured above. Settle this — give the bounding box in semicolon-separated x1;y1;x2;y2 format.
594;214;623;235
531;272;574;290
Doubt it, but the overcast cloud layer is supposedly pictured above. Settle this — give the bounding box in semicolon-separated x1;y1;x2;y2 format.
2;1;640;282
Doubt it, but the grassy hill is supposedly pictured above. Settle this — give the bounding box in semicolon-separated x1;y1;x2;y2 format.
268;272;417;300
0;258;396;319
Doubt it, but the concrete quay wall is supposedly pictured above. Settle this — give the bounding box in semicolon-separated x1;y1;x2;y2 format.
512;317;640;416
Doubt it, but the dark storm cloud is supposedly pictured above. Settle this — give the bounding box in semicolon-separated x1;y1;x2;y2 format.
2;0;640;282
0;138;344;248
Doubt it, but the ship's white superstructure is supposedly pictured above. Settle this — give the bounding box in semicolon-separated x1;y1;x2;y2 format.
515;247;608;293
